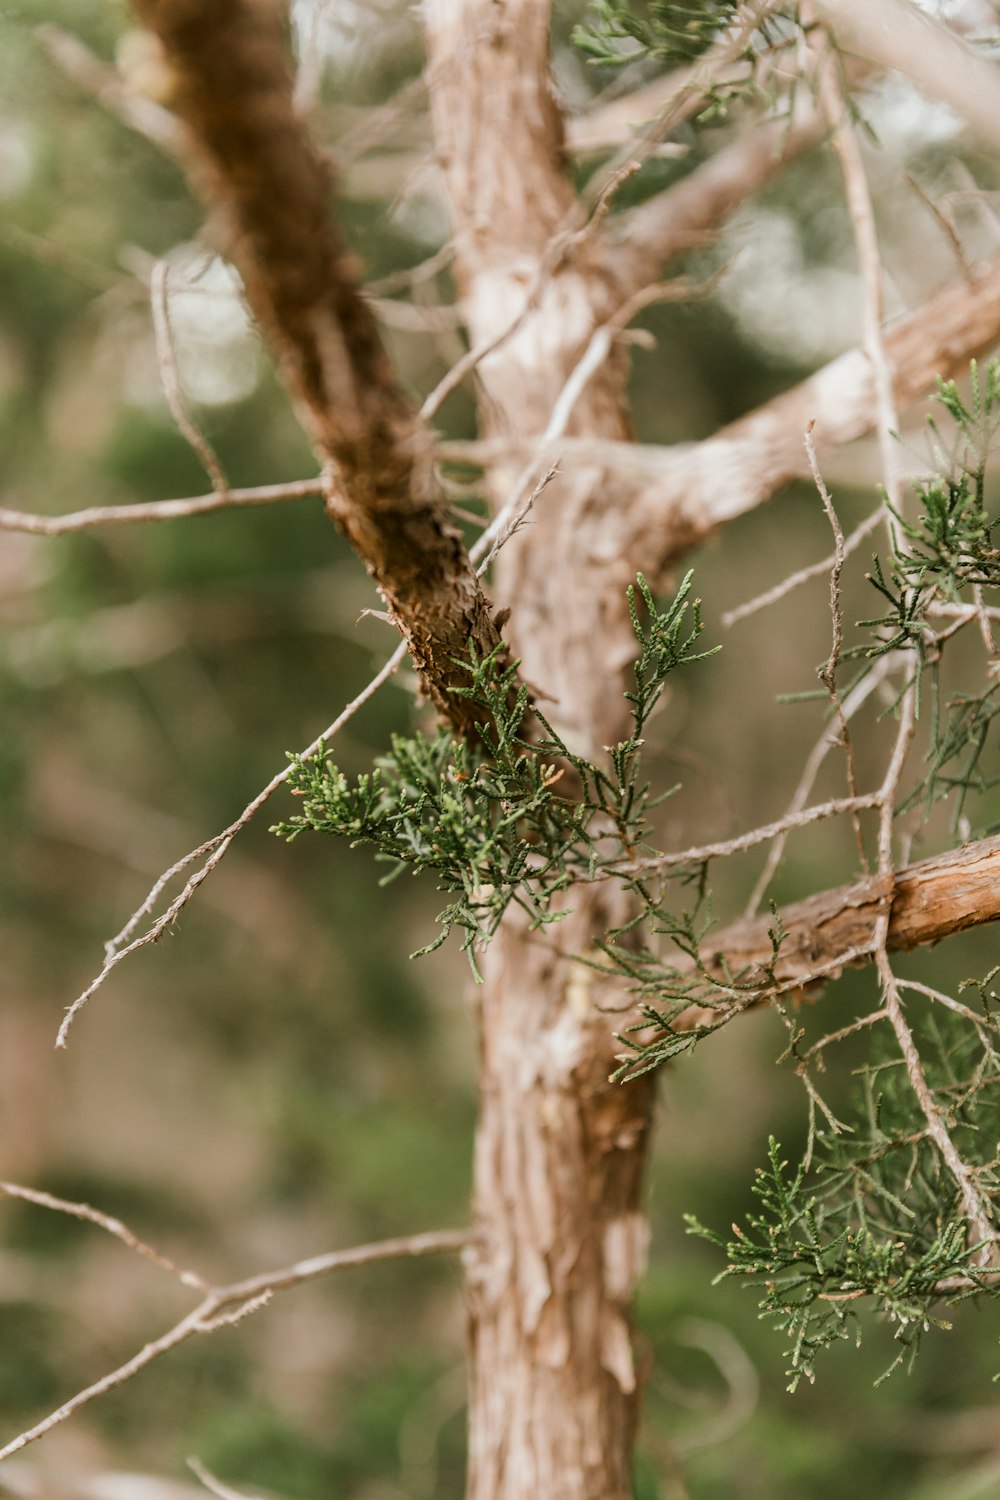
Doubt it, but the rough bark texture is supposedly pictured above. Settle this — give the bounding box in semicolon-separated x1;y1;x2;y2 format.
130;0;503;734
426;2;656;1495
696;830;1000;1002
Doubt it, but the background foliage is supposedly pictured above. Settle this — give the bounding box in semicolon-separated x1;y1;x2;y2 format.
3;2;1000;1497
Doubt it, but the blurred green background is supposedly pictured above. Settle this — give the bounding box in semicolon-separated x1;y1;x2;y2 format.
2;3;1000;1498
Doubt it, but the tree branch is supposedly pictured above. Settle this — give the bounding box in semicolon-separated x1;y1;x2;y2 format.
813;0;1000;158
0;1211;473;1465
0;479;324;535
625;250;1000;573
127;0;503;734
606;96;824;300
694;831;1000;1005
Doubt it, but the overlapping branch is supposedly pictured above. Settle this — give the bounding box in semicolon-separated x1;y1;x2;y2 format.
687;831;1000;1015
0;1179;472;1465
624;250;1000;573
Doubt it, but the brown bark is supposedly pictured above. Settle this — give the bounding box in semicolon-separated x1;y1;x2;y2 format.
129;0;502;734
425;2;656;1496
694;831;1000;1005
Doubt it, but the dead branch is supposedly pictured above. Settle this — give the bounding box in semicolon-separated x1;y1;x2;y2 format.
0;1212;472;1465
127;0;503;735
0;479;325;536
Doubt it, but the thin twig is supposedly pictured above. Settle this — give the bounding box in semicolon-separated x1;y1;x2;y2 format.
743;654;898;917
814;16;903;531
0;480;324;536
626;792;881;876
57;641;408;1047
722;508;882;627
150;261;230;497
868;677;997;1259
188;1457;267;1500
0;1225;472;1465
806;424;868;870
0;1181;207;1291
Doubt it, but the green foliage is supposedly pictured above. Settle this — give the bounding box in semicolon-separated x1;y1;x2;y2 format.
572;0;799;120
689;1001;1000;1392
277;363;1000;1391
854;363;1000;830
274;572;718;977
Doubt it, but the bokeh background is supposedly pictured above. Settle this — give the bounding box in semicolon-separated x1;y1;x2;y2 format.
2;3;1000;1498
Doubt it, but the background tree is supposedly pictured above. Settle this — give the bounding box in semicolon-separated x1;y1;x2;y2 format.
3;2;1000;1498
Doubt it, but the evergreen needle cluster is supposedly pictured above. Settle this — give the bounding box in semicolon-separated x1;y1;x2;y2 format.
277;362;1000;1386
273;572;718;977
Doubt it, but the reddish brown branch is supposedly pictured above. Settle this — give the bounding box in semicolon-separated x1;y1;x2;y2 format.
128;0;502;734
697;832;1000;1003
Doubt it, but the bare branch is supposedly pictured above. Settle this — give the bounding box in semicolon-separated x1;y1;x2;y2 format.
57;640;408;1047
187;1457;266;1500
805;425;868;870
813;0;1000;158
624;250;1000;573
0;479;325;536
607;94;824;299
722;507;882;627
36;23;185;152
150;260;230;496
813;15;903;525
626;792;881;875
0;1221;472;1465
0;1181;207;1291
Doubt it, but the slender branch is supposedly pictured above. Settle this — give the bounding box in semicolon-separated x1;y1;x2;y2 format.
742;651;898;917
812;0;1000;158
624;250;1000;574
0;480;325;536
188;1458;265;1500
36;23;186;152
0;1181;207;1291
813;15;902;527
805;425;868;870
607;93;823;299
57;641;408;1047
867;682;998;1257
722;507;882;627
0;1220;472;1465
626;792;881;874
150;261;230;497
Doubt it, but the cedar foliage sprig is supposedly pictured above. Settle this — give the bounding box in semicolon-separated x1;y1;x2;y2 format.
273;572;718;977
688;1002;1000;1390
277;363;1000;1386
572;0;799;120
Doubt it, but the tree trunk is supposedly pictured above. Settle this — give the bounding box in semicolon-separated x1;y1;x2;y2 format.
425;2;655;1493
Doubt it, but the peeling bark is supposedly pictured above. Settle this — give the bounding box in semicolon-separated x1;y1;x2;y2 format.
129;0;502;734
425;1;655;1494
692;831;1000;1009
